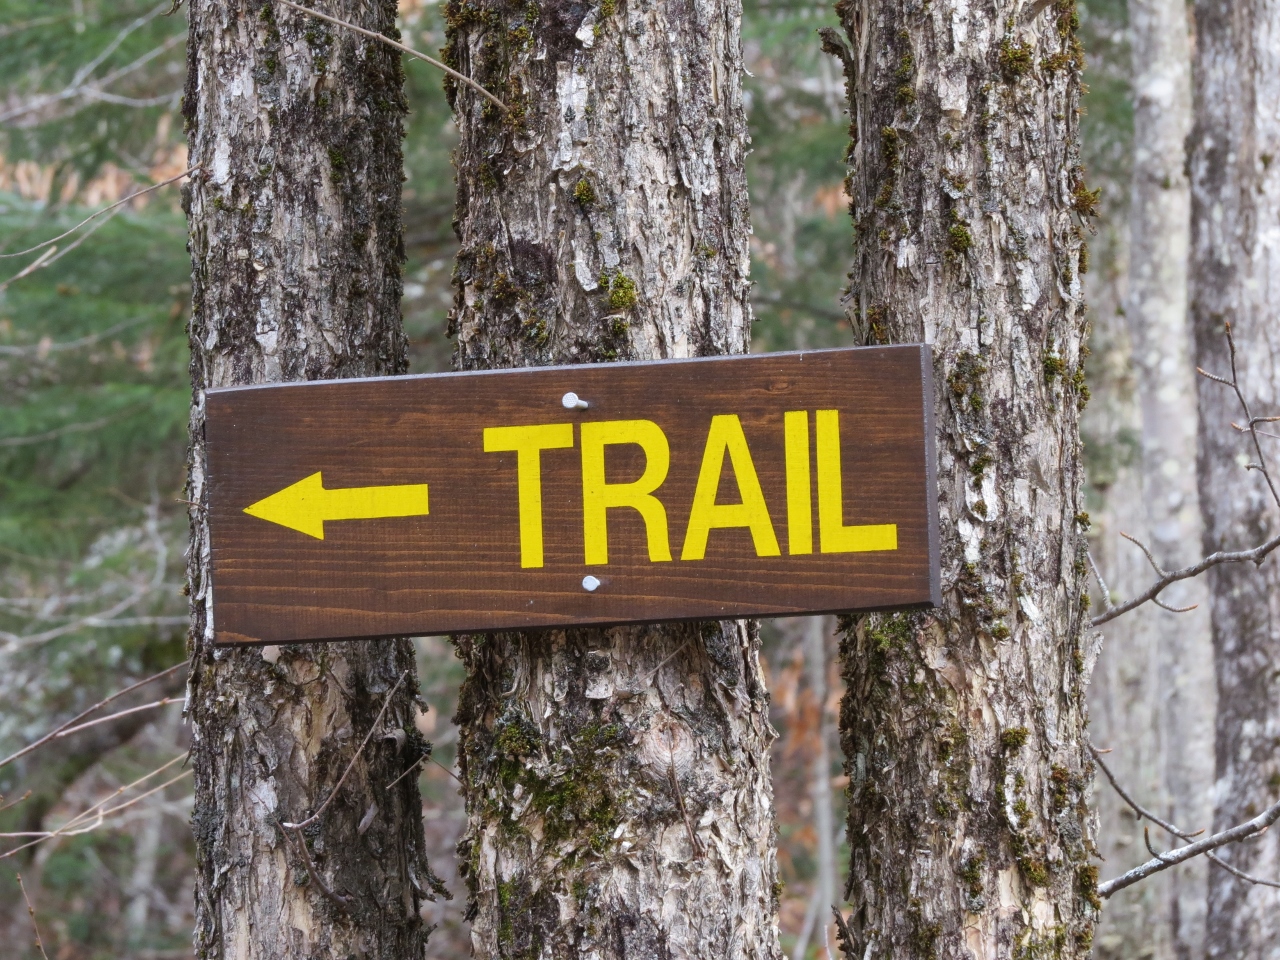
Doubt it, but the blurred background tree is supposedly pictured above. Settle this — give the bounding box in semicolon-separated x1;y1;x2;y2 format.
0;0;1143;957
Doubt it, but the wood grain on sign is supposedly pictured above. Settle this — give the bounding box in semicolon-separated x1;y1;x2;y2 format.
205;345;940;644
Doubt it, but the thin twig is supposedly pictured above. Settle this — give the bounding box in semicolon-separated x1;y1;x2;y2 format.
386;756;424;791
1091;744;1280;890
53;696;185;739
17;874;51;960
1093;324;1280;626
0;791;32;813
0;201;119;293
1092;745;1280;897
0;167;197;259
282;670;408;830
1121;531;1165;578
0;760;191;859
667;729;704;857
284;824;351;909
276;0;507;111
643;638;691;686
1089;531;1280;626
0;661;185;771
0;316;150;357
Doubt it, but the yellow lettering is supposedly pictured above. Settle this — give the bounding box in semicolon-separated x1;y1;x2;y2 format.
484;423;575;568
581;420;672;565
681;415;781;561
816;409;898;553
784;410;813;555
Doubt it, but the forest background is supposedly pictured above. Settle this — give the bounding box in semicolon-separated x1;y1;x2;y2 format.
0;0;1179;957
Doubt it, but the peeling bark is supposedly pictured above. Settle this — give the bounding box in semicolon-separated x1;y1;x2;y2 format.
829;0;1098;955
443;0;781;954
1189;0;1280;954
183;3;437;957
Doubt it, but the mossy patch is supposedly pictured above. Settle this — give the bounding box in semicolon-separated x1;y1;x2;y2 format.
998;38;1034;81
600;271;638;311
1000;727;1030;752
1043;352;1066;382
572;177;597;206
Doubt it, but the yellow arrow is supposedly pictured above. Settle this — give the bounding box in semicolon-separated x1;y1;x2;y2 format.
243;472;429;540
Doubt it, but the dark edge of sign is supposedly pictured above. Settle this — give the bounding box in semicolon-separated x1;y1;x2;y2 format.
919;343;943;609
202;344;929;397
213;598;943;647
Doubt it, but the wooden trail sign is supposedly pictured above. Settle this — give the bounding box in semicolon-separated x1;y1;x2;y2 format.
205;345;940;645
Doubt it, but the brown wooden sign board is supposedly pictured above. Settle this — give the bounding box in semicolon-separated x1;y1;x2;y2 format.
205;345;940;645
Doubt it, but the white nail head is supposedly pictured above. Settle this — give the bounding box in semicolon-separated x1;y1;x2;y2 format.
582;575;601;592
562;391;590;410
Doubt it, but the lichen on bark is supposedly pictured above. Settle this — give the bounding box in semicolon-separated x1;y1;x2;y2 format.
828;0;1098;955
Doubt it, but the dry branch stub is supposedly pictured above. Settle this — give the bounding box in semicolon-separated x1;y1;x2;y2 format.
204;346;941;644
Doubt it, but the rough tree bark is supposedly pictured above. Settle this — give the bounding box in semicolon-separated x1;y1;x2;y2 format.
1091;0;1212;955
791;616;838;960
183;3;437;957
441;0;781;955
1189;0;1280;955
825;0;1098;955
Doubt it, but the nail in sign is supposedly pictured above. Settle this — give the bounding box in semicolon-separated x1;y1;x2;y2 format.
205;346;940;645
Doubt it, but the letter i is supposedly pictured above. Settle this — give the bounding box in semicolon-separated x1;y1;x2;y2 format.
784;411;813;555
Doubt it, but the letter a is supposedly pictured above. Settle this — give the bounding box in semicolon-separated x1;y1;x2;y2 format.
681;415;781;560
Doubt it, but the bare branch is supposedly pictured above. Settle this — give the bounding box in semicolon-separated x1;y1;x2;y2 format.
284;824;351;909
0;661;185;772
1152;597;1198;614
0;791;32;813
1091;745;1280;890
0;166;197;260
1121;531;1167;578
1203;321;1280;509
0;755;190;859
52;696;184;739
0;201;120;293
0;5;182;126
1093;744;1280;898
0;403;148;448
17;874;51;960
1089;530;1280;626
0;316;150;356
1094;324;1280;626
281;670;408;830
1099;799;1280;898
275;0;508;112
0;503;173;650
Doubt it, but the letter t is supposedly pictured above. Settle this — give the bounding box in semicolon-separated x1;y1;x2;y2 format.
484;423;575;568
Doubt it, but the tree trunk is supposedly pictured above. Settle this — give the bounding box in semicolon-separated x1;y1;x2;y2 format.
1090;0;1212;955
827;1;1098;955
1125;0;1213;953
442;0;781;955
183;3;437;957
1189;0;1280;954
791;616;838;960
